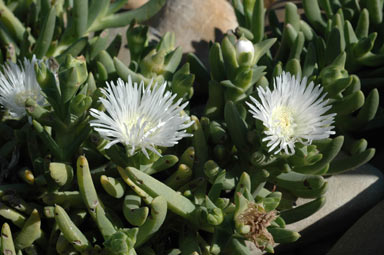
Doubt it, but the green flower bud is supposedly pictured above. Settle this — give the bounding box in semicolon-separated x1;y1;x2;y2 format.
70;94;92;116
104;229;138;255
206;208;224;226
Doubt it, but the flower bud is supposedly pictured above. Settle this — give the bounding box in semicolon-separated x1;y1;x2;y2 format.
64;55;88;85
70;94;92;116
206;208;224;226
235;38;254;67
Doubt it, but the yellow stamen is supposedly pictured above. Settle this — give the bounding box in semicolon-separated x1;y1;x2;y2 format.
271;106;296;138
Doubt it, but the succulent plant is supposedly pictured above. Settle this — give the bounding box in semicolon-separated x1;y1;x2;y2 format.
231;0;378;174
114;28;195;102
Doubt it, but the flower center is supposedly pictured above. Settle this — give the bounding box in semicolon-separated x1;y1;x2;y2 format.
123;114;163;137
271;106;296;139
14;90;39;106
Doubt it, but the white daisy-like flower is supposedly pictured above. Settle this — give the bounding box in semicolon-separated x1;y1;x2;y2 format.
0;56;45;118
246;72;336;155
90;77;194;158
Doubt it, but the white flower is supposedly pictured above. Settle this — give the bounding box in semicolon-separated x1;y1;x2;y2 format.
90;77;194;158
0;56;45;118
246;72;336;155
235;39;254;55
